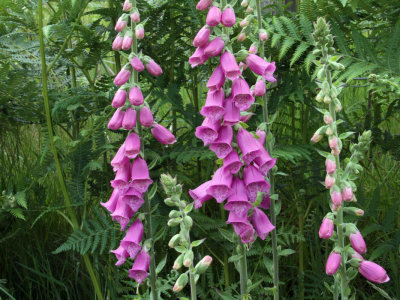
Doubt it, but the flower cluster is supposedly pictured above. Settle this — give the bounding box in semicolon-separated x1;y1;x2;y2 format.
311;18;389;290
101;0;176;284
189;0;276;243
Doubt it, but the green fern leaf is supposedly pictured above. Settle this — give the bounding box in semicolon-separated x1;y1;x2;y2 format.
279;37;296;60
290;43;310;67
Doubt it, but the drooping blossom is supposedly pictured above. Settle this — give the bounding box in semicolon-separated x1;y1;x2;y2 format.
129;249;151;283
359;261;390;283
326;251;341;275
319;217;334;239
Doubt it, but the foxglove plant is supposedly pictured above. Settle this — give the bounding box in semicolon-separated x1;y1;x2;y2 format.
311;18;389;299
101;1;176;299
160;174;212;300
189;0;278;298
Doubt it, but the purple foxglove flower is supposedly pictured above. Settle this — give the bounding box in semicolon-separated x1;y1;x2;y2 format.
195;117;221;145
253;134;276;175
254;79;266;97
112;89;127;108
139;106;154;127
146;59;163;77
196;0;212;10
243;165;270;202
111;198;134;230
249;44;257;54
115;16;128;32
200;89;225;121
326;251;341;275
124;132;141;159
223;95;240;126
350;231;367;254
237;128;262;164
221;6;236;27
319;217;334;239
223;150;243;174
129;249;151;284
121;219;144;258
330;190;342;207
256;129;266;145
240;114;255;123
245;54;271;76
224;178;252;218
189;46;208;68
108;108;125;130
123;0;132;11
135;25;145;39
226;211;255;243
122;32;133;50
151;124;176;145
131;157;153;193
122;107;137;130
130;11;140;23
263;61;276;82
206;167;233;203
204;37;225;57
325;174;335;189
114;68;131;86
189;180;213;209
101;189;120;213
252;207;275;240
260;194;271;210
111;161;131;191
120;187;144;212
342;187;353;201
220;51;241;80
206;6;222;27
209;126;233;158
326;158;336;174
129;86;144;106
112;34;123;51
207;65;226;90
359;261;390;283
351;251;364;260
130;56;145;72
239;61;248;71
193;26;211;47
111;145;129;172
110;245;129;266
232;78;254;111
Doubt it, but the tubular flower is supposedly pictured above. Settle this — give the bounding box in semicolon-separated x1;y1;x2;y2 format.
326;251;341;275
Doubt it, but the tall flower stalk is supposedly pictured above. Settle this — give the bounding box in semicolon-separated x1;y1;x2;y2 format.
190;1;277;298
101;1;176;298
311;18;389;300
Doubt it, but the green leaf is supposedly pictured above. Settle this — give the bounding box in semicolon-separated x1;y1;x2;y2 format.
184;203;193;214
218;228;235;243
148;183;158;200
279;249;296;256
174;246;187;253
156;255;167;274
339;132;355;140
366;282;394;300
15;191;27;209
228;254;243;263
191;238;206;247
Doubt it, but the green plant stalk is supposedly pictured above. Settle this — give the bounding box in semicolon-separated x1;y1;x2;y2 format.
256;1;279;299
38;1;104;299
238;243;248;298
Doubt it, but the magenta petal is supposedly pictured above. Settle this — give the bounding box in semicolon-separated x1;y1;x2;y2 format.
243;165;270;201
206;6;221;27
232;78;254;111
111;198;134;231
251;207;274;240
129;249;151;284
195;117;221;145
359;261;390;283
151;124;176;145
108;108;125;130
111;161;131;191
110;245;129;266
237;128;262;164
121;219;144;258
220;51;241;80
122;107;137;130
189;180;213;209
129;86;144;106
223;95;240;126
206;167;233;202
131;157;153;193
209;126;233;158
101;189;120;213
204;37;225;57
120;187;144;212
207;65;226;90
223;150;243;174
193;26;211;47
224;178;252;219
227;211;255;243
124;132;141;159
326;252;341;275
200;89;225;121
189;46;208;68
112;89;127;108
111;145;129;172
139;107;154;127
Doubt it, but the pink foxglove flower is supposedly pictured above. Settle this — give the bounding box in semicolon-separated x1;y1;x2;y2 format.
259;29;268;41
135;25;145;39
115;15;128;32
112;89;127;108
131;157;153;193
238;32;246;42
325;174;335;189
114;68;131;86
121;188;144;212
122;107;137;130
237;128;262;164
254;79;266;97
111;199;134;231
342;187;353;201
130;11;140;23
189;46;208;68
111;162;131;191
111;245;129;266
207;167;233;203
224;178;252;218
221;6;236;27
209;126;233;158
359;261;390;283
108;108;125;130
249;44;257;54
232;78;254;111
139;107;154;127
330;190;343;207
129;249;151;284
130;56;145;72
206;6;222;27
223;95;240;126
326;158;336;174
129;86;144;106
101;189;120;213
253;147;276;175
243;164;270;201
350;231;367;254
195;117;221;145
112;34;124;51
196;0;212;10
220;51;241;80
151;124;176;145
204;37;225;57
123;0;132;11
122;31;133;50
121;219;144;258
207;65;226;90
326;251;341;275
252;207;275;240
319;217;334;239
189;180;213;209
227;211;255;243
124;132;141;159
263;61;276;82
193;26;211;47
200;89;225;121
111;145;129;172
223;150;243;174
145;59;163;77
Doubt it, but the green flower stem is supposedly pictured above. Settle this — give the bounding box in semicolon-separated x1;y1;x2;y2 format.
38;1;103;299
256;1;279;299
238;243;248;299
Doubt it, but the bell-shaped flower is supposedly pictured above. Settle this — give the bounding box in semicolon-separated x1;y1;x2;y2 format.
223;95;240;126
200;89;225;121
259;194;271;210
189;46;208;68
111;199;134;231
326;251;341;275
139;106;154;127
243;165;270;202
122;31;133;50
131;157;152;193
206;6;222;27
319;217;334;239
151;124;176;145
193;26;211;47
108;108;125;130
110;245;129;266
326;158;336;174
196;0;212;10
325;174;335;189
129;86;144;106
195;117;221;145
237;128;262;164
221;6;236;27
111;161;131;191
121;219;144;258
263;61;276;82
120;187;144;212
112;89;127;108
220;51;241;80
115;15;128;32
226;211;255;243
207;65;226;90
122;107;137;130
342;186;353;201
359;261;390;283
135;24;145;39
145;59;163;77
224;178;252;219
129;249;151;284
330;190;342;207
112;34;123;51
204;37;225;57
350;231;367;254
254;79;266;97
189;180;213;209
232;78;254;111
124;132;141;159
206;167;233;203
209;126;233;158
251;207;274;240
130;56;145;72
101;189;120;213
253;141;276;175
111;145;129;172
223;150;243;174
114;68;131;86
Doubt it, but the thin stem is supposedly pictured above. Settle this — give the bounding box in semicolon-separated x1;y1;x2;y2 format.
238;243;248;299
256;1;279;299
38;1;103;300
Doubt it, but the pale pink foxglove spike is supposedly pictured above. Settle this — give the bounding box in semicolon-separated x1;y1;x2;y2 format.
206;6;222;27
130;56;145;72
204;37;225;57
325;174;335;189
139;106;154;127
122;107;137;130
221;6;236;27
110;245;129;266
146;59;163;77
111;198;134;231
135;25;145;39
200;89;225;121
224;177;252;219
206;167;233;203
115;15;128;32
122;0;132;11
342;187;353;201
114;68;131;86
326;158;336;174
124;132;141;159
251;207;275;240
101;189;120;213
129;249;151;284
326;251;341;275
151;124;177;145
223;95;240;126
254;79;266;97
111;161;131;191
112;34;124;51
237;128;262;164
350;231;367;254
223;150;243;174
122;31;133;50
231;78;254;111
196;0;212;10
111;145;129;172
112;89;127;108
195;117;221;145
121;219;144;258
130;11;140;23
209;126;233;158
226;211;255;244
131;157;153;193
120;188;144;212
318;217;334;239
108;108;125;130
220;51;241;80
189;180;213;209
207;65;226;90
129;86;144;106
193;26;211;47
243;164;270;202
189;46;208;68
330;190;342;207
359;261;390;283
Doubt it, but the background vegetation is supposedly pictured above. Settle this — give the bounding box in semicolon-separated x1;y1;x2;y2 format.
0;0;399;299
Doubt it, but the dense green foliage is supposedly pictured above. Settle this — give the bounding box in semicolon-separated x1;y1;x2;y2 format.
0;0;399;299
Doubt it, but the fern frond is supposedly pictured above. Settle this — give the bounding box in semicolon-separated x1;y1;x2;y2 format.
279;37;296;60
290;43;310;67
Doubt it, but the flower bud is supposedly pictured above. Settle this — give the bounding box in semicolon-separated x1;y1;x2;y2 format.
326;251;341;275
241;0;248;7
311;132;323;143
325;157;336;174
173;273;189;292
168;234;181;248
249;44;257;54
164;197;177;207
195;255;213;274
319;217;334;239
168;217;182;227
183;250;194;267
169;210;181;219
325;174;335;189
238;32;246;42
324;113;333;124
130;10;140;23
330;190;342;207
183;216;193;228
123;0;132;11
343;206;364;216
135;24;145;39
359;261;390;283
350;231;367;254
323;95;331;104
173;253;184;270
240;18;249;27
341;186;353;201
259;29;268;41
246;6;254;13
